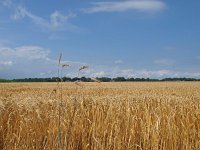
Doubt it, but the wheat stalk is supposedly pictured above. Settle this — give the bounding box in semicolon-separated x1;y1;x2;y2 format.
57;53;70;150
57;53;62;150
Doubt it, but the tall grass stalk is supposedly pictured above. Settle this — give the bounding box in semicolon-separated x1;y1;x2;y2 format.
57;53;62;150
57;53;70;149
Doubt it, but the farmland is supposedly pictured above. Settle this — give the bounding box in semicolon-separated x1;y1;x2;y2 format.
0;82;200;149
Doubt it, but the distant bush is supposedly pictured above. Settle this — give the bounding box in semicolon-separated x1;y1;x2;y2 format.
1;77;200;82
0;79;12;82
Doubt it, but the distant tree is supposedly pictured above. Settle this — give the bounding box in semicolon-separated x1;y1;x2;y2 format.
97;77;112;82
113;77;126;82
62;77;72;82
0;78;11;82
80;77;90;82
71;77;80;82
5;77;200;82
127;78;135;81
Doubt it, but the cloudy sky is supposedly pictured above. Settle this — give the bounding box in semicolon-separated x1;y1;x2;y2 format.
0;0;200;79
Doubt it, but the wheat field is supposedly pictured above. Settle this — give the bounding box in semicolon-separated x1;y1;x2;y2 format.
0;82;200;150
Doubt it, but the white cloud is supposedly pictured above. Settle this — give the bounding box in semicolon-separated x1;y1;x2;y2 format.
1;0;12;7
75;67;200;79
15;46;50;60
101;69;174;78
154;59;175;66
91;71;107;77
181;72;200;78
114;60;123;64
133;69;174;78
50;11;76;30
0;46;50;61
12;6;77;31
0;45;89;78
0;45;55;78
118;69;200;78
0;61;13;66
0;45;199;79
13;6;27;19
82;0;167;13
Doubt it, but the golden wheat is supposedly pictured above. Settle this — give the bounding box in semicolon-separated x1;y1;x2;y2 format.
0;82;200;150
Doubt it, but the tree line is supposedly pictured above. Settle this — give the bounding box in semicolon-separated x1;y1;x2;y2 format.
0;77;200;82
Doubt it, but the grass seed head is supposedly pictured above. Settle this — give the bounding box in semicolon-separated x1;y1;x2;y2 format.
62;64;70;68
79;66;89;71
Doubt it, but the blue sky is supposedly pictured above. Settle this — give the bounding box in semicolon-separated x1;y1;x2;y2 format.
0;0;200;79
